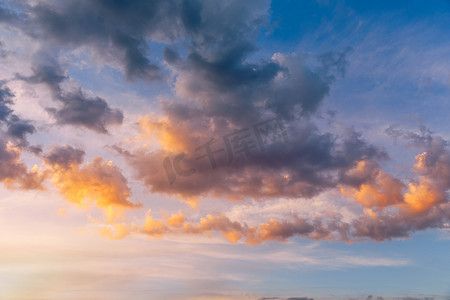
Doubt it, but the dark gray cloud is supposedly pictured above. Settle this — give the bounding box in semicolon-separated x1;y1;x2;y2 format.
7;0;189;81
181;0;202;32
185;46;282;90
46;89;124;134
385;123;434;148
0;41;6;58
111;31;160;81
43;144;85;168
18;53;66;89
6;115;36;143
0;4;18;24
28;0;163;81
3;0;274;83
17;52;124;133
0;82;13;121
0;83;37;148
5;0;335;131
161;47;351;131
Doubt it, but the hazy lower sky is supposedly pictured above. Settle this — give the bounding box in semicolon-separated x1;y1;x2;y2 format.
0;0;449;299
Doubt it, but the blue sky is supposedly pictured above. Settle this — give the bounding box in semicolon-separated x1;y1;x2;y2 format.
0;0;449;299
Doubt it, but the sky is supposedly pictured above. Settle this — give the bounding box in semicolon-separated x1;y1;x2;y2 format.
0;0;449;299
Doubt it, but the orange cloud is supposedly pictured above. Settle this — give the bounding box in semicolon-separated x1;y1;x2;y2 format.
100;223;130;240
44;145;141;223
403;179;444;213
341;171;405;208
340;160;405;208
134;211;333;245
401;148;449;213
0;141;46;190
137;115;193;152
112;134;450;244
164;211;187;228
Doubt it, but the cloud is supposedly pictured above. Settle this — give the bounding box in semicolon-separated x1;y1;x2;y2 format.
0;4;19;24
129;184;448;242
132;211;333;244
164;51;340;128
340;160;406;208
0;0;448;246
16;52;124;133
0;139;46;189
137;114;195;152
0;83;13;121
401;136;450;213
110;8;363;206
0;83;37;147
43;144;85;168
43;144;141;223
0;84;45;189
104;11;449;243
119;128;450;243
3;0;272;83
46;89;124;134
347;133;450;241
116;117;386;207
27;0;162;81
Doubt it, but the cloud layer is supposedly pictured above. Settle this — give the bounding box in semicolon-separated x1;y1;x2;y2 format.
0;0;448;245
